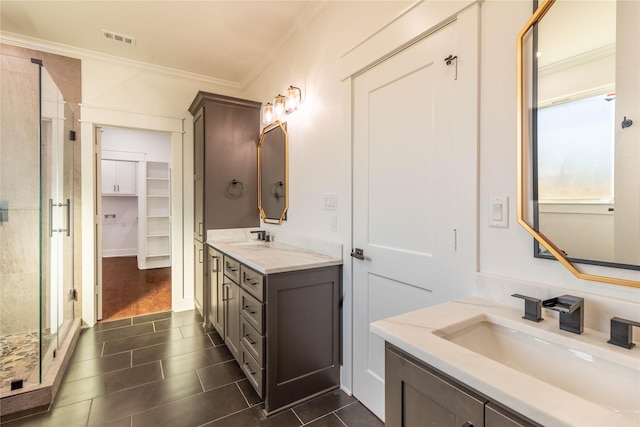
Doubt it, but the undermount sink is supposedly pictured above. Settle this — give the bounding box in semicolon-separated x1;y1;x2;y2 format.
433;315;640;419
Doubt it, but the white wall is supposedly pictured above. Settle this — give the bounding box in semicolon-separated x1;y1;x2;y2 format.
101;197;138;257
101;127;171;162
478;0;640;326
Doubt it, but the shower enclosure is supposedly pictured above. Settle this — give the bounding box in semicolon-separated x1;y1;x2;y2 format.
0;54;76;400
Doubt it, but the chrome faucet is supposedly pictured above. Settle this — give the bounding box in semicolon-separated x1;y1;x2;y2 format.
542;295;584;334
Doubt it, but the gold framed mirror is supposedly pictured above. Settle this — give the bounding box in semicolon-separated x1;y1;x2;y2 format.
517;0;640;288
258;120;288;225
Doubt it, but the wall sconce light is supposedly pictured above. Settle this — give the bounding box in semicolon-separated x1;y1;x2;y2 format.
285;86;302;113
262;102;274;125
262;85;304;125
273;94;286;119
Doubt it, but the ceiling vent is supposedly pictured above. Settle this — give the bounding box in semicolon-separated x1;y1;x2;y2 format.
102;30;136;46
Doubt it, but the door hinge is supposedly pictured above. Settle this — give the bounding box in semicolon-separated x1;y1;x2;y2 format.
444;54;458;80
69;289;78;301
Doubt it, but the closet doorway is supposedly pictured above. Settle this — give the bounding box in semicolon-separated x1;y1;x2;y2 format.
98;127;172;321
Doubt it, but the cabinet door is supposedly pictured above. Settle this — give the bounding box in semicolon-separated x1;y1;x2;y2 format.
203;102;259;229
101;159;137;195
193;110;204;237
385;344;485;427
194;240;204;318
101;159;118;194
208;248;224;335
265;266;341;414
116;161;137;195
224;282;240;362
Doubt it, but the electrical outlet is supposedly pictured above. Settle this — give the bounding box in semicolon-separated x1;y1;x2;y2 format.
329;214;337;232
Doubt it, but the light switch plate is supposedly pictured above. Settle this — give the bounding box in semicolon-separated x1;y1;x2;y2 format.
323;193;337;210
488;197;509;228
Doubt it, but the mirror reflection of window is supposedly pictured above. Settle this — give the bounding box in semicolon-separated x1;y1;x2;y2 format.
537;93;615;203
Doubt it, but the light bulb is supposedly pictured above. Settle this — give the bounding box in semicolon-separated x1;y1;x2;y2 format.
263;103;274;124
285;86;301;113
274;94;285;118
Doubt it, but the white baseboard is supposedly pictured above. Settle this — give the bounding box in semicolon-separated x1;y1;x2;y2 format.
102;248;137;258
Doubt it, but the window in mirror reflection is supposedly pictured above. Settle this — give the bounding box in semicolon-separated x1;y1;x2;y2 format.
537;93;615;202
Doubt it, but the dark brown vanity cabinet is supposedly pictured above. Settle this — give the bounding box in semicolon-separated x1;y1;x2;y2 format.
189;91;260;321
385;343;540;427
207;247;342;415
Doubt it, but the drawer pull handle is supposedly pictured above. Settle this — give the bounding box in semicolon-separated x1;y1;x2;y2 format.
245;334;256;345
244;305;256;314
246;279;257;286
244;362;256;375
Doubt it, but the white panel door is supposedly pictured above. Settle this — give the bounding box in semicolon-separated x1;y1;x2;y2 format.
352;21;460;420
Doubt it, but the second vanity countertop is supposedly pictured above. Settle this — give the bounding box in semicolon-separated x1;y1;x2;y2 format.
207;234;343;275
371;297;640;427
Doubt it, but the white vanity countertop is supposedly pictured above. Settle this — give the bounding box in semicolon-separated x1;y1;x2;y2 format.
207;234;343;275
371;297;640;427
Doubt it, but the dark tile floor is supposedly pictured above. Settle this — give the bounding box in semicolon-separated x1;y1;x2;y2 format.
2;310;383;427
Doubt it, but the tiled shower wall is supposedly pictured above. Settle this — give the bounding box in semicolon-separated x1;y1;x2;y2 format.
0;54;41;335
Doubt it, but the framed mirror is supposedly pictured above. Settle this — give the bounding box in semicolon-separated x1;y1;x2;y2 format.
517;0;640;287
258;121;288;225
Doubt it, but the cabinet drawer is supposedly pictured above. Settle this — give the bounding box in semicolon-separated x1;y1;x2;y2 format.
240;289;264;332
240;265;264;301
241;344;264;398
223;255;240;284
241;317;264;367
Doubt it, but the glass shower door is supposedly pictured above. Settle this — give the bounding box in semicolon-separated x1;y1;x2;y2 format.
39;65;74;380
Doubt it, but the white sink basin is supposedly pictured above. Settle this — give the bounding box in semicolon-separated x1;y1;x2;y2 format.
433;315;640;419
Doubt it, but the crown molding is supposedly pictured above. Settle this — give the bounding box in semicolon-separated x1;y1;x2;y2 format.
1;31;241;89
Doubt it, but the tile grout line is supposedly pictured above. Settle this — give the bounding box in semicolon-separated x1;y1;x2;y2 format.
291;408;304;425
234;380;252;407
332;411;350;427
195;368;206;393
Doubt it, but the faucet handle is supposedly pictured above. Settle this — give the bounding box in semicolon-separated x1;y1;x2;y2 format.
511;294;543;322
608;317;640;349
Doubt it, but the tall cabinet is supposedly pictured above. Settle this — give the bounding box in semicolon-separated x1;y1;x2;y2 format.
188;91;261;321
